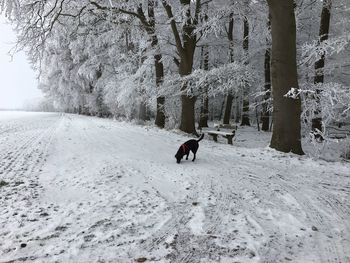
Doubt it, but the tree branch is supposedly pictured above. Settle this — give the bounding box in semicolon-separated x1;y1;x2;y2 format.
173;56;180;67
90;1;143;21
161;0;184;55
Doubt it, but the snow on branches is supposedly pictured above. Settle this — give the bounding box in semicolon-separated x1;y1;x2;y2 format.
282;82;350;144
301;36;350;66
160;62;257;98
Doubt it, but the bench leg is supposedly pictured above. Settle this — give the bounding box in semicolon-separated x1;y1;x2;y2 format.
227;136;233;145
212;134;218;142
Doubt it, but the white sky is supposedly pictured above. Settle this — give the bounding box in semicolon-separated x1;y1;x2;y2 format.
0;16;42;109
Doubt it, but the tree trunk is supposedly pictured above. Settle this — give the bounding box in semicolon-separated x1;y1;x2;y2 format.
145;1;166;128
199;95;209;128
262;18;271;132
199;46;209;128
261;47;271;131
223;94;234;124
267;0;304;154
155;96;165;127
312;0;332;138
162;0;199;135
125;1;167;127
223;13;235;125
240;16;250;126
235;93;241;123
180;95;197;133
139;100;149;121
154;52;166;128
179;59;196;134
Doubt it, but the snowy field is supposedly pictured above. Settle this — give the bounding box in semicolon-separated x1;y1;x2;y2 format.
0;111;349;263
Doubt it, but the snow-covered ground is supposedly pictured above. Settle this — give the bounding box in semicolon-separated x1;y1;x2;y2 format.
0;111;349;263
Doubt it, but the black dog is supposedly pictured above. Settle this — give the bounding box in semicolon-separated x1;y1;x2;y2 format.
175;134;204;163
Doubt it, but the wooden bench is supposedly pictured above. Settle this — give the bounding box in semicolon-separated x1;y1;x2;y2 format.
214;123;238;131
206;130;235;144
201;124;237;144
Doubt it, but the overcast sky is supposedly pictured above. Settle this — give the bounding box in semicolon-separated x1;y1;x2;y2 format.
0;16;42;109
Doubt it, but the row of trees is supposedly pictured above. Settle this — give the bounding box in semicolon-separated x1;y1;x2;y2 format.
1;0;349;155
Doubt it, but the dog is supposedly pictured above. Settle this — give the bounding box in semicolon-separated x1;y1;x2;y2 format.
175;134;204;163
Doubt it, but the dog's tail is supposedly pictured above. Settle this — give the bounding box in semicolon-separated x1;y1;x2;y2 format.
197;133;204;142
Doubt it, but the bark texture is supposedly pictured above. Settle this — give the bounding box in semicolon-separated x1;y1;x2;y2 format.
261;47;271;131
235;94;241;123
223;94;234;125
223;13;234;125
267;0;304;154
199;46;209;128
154;53;165;128
312;0;332;138
179;57;196;134
262;18;271;132
240;16;250;126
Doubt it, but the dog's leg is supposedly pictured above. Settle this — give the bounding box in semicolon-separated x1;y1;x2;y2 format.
192;148;198;162
186;152;189;160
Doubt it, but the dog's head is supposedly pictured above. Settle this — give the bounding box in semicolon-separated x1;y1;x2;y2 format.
175;151;183;164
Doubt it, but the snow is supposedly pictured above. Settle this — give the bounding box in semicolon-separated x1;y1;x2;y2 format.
0;111;49;120
0;111;350;262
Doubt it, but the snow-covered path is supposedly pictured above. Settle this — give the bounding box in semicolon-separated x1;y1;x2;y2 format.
1;112;349;263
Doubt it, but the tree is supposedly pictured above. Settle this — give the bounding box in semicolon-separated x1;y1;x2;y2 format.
240;14;250;126
161;0;202;134
198;3;209;128
90;0;167;128
312;0;332;140
198;45;209;128
261;16;271;132
222;12;235;125
267;0;304;154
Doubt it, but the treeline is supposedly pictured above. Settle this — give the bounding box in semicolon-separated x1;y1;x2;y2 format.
0;0;349;154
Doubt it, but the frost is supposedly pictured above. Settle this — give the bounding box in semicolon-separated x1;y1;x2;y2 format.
284;87;302;100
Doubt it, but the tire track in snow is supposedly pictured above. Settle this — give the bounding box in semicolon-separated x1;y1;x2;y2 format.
0;114;63;259
203;148;349;263
271;176;345;263
163;172;262;263
238;166;345;263
139;188;199;254
233;173;289;263
261;169;348;263
197;153;301;262
174;182;236;262
136;164;241;262
0;115;61;176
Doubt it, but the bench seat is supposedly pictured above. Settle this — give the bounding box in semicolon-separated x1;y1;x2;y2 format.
206;130;235;145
